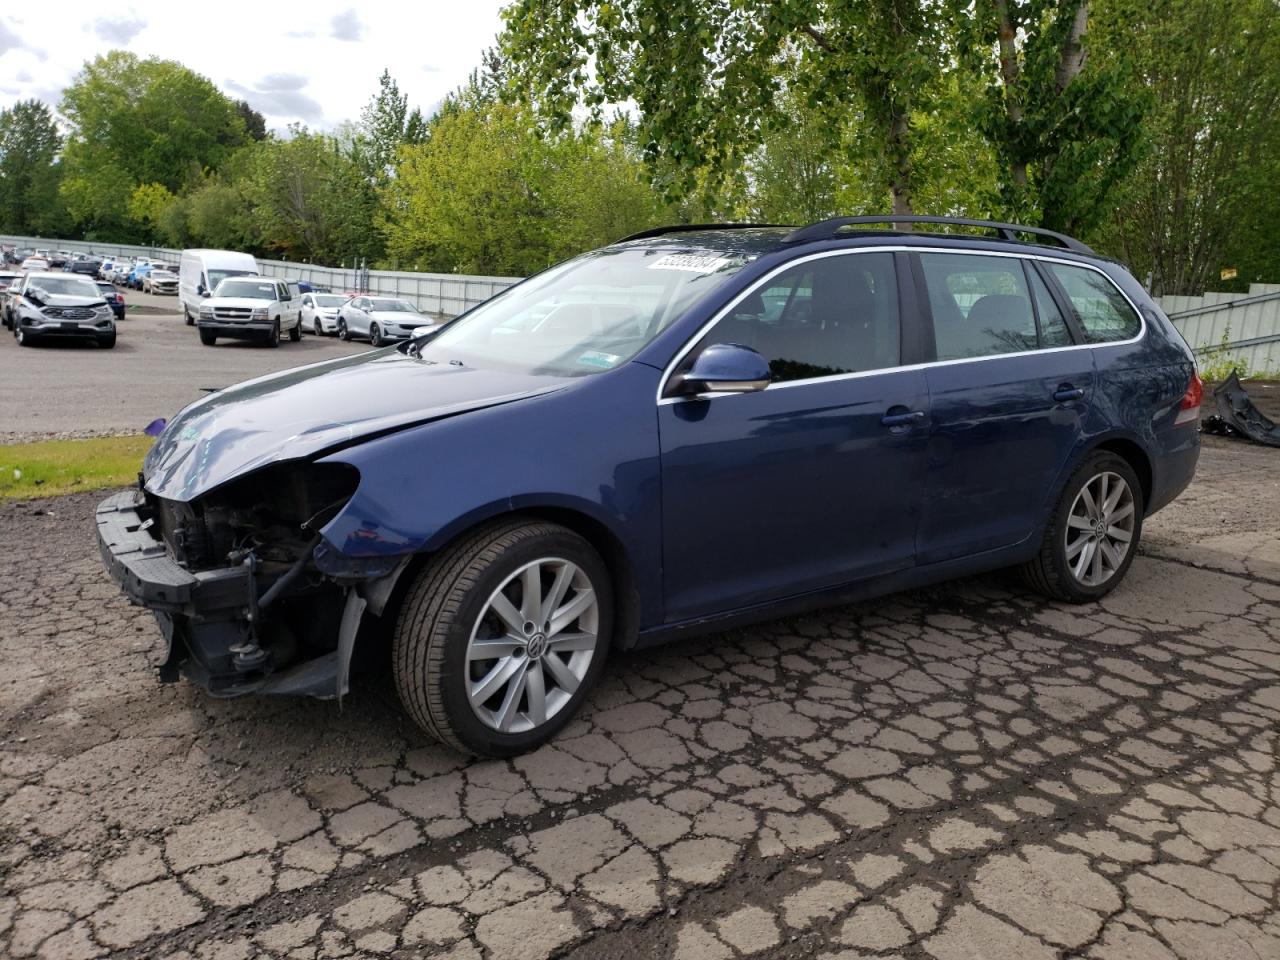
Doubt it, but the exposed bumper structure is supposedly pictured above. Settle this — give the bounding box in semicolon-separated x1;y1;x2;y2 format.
96;490;364;699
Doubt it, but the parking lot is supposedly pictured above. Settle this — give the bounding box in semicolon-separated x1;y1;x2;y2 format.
0;289;367;440
1;417;1278;958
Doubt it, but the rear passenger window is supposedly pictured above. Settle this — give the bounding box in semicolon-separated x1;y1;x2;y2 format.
707;253;900;383
919;253;1037;359
1028;269;1073;348
1046;263;1140;343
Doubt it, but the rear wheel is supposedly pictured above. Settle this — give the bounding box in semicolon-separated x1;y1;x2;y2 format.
393;520;612;757
199;329;217;346
1022;451;1143;603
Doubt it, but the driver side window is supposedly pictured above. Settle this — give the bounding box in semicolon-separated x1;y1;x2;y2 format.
703;252;901;383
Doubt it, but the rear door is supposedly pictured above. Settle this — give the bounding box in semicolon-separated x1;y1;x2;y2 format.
914;251;1094;564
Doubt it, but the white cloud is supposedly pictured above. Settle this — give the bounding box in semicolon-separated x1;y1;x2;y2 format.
330;8;365;41
0;19;19;57
0;4;506;130
91;15;147;45
227;73;324;125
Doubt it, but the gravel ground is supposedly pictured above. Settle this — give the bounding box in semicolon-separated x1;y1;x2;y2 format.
1;433;1278;960
0;289;369;440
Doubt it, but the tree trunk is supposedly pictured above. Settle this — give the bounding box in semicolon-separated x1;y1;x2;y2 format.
1055;1;1089;94
993;0;1027;188
888;101;914;218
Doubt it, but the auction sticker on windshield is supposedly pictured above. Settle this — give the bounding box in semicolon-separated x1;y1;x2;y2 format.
647;253;737;274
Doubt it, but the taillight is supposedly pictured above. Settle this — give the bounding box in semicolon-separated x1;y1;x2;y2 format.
1174;371;1203;426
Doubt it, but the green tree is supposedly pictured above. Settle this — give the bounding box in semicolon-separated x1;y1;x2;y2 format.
1094;0;1280;294
501;0;943;214
383;101;665;274
358;69;427;181
59;52;248;238
955;0;1146;233
0;100;70;235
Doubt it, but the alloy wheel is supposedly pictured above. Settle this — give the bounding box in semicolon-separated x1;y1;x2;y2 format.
1064;471;1135;587
465;557;600;734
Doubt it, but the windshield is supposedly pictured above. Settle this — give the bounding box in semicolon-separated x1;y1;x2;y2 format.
27;276;101;298
215;278;276;299
419;246;752;377
370;299;418;313
315;294;346;307
208;269;256;289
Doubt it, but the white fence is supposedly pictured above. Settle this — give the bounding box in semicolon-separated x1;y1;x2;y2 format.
1157;283;1280;376
0;234;520;320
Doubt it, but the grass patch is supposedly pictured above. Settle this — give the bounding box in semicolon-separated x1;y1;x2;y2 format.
0;435;154;500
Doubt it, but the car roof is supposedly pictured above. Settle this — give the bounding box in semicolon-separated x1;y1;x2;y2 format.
613;219;1106;264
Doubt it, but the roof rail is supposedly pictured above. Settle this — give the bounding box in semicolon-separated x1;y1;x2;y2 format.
617;223;786;243
783;215;1094;255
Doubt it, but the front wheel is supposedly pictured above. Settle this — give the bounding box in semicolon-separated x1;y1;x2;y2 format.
266;320;280;348
338;318;350;341
183;305;194;326
393;520;612;757
313;316;323;336
15;327;34;347
199;329;216;346
288;320;301;342
370;323;383;347
1022;451;1143;603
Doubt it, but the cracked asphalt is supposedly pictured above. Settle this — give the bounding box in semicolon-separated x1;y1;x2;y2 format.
2;432;1279;960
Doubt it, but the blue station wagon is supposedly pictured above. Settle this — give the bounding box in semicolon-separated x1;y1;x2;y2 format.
98;216;1202;755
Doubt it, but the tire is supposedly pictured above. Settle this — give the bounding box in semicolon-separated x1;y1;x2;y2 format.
313;316;323;336
15;327;35;347
393;520;613;757
199;329;217;346
370;323;383;347
266;320;280;348
100;333;116;349
338;318;350;341
183;305;194;326
289;320;301;342
1022;451;1144;603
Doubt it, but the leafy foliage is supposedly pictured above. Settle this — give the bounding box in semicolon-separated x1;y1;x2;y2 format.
0;100;70;236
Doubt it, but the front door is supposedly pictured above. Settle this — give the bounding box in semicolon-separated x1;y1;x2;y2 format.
913;251;1094;564
658;251;930;622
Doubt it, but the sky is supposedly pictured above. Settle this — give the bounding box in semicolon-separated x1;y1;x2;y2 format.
0;2;509;131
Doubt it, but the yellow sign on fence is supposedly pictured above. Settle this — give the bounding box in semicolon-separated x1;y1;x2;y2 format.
1221;267;1238;280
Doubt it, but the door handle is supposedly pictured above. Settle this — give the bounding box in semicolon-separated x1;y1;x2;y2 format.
1053;385;1085;402
881;410;926;428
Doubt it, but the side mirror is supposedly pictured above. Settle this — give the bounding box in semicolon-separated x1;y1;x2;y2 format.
197;284;207;296
676;343;771;395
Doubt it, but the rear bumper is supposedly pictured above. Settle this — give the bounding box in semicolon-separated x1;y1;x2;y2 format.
1148;430;1200;515
96;490;343;698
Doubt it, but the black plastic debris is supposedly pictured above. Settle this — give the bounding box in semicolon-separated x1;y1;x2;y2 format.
1205;372;1280;447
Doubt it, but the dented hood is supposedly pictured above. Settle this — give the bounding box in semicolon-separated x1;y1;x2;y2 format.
144;348;570;502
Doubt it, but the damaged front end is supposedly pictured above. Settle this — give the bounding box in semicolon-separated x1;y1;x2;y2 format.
97;461;405;699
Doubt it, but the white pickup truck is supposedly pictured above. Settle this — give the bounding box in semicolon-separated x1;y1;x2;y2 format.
196;276;303;347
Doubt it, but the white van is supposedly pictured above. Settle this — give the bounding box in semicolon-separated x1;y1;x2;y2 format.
179;249;259;325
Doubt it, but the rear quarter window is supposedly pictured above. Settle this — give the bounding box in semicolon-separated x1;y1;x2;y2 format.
1047;263;1141;343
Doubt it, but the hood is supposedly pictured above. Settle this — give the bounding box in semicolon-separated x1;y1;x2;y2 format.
203;296;273;310
369;310;425;324
30;293;106;308
144;348;571;502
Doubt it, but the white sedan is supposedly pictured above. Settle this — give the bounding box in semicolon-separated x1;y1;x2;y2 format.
300;292;350;336
336;296;432;346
